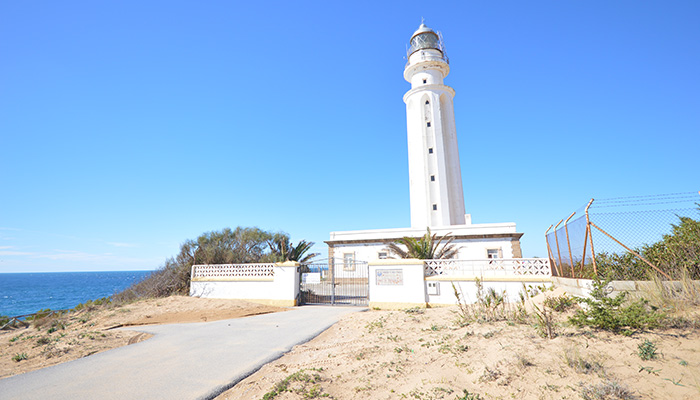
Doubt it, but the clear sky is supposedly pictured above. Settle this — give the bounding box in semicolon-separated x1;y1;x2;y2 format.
1;1;698;272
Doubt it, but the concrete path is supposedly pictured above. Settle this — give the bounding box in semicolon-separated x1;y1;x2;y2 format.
0;306;364;400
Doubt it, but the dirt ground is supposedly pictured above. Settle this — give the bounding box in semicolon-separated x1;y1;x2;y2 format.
3;294;700;400
0;296;284;379
216;302;700;399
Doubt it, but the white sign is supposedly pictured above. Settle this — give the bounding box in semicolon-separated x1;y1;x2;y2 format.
376;269;403;285
302;272;321;284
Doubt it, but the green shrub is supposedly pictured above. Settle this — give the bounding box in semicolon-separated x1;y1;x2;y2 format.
261;369;328;400
637;339;657;360
588;210;700;280
569;279;664;335
544;294;576;312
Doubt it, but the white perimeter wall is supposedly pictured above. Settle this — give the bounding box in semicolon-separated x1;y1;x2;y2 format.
189;263;300;307
333;237;516;264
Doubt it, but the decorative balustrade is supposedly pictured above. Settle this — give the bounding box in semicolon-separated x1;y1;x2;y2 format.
424;258;551;277
191;263;275;279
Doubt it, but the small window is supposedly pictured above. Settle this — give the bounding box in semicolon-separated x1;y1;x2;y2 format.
428;148;433;154
487;249;501;259
426;122;431;127
430;175;435;181
343;253;356;271
425;100;430;105
432;204;437;211
378;251;388;260
422;79;427;84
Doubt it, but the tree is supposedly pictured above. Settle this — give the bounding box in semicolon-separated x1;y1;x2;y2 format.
267;234;319;263
388;228;458;259
114;227;278;302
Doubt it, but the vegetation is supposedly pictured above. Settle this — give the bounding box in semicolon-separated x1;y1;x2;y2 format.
579;379;637;400
113;227;315;303
637;339;658;361
267;233;319;263
261;368;330;400
388;228;457;259
452;279;527;325
588;211;700;280
569;279;664;335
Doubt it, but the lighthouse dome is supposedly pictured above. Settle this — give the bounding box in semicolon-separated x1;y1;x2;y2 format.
408;23;444;57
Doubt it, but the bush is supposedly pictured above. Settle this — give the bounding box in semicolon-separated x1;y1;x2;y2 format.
590;211;700;280
544;294;576;312
569;279;664;335
113;227;285;303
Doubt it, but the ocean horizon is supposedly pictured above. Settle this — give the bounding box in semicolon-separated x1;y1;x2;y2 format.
0;270;153;318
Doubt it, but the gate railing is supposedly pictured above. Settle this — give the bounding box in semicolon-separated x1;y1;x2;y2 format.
300;260;369;306
424;258;551;277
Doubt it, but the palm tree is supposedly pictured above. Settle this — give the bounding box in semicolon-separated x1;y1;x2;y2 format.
267;234;319;264
388;228;458;259
287;240;319;264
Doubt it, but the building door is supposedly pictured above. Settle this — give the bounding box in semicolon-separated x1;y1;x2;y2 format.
299;258;369;306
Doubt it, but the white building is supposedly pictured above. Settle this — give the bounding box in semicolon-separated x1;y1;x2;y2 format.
327;23;523;265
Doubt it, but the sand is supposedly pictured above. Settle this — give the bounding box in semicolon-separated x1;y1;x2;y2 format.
215;300;700;399
2;294;699;399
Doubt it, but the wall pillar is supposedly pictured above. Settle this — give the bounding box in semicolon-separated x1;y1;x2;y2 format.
368;259;427;309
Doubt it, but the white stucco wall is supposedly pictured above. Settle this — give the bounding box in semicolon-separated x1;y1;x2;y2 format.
331;238;516;264
368;260;427;308
426;278;552;306
189;263;300;307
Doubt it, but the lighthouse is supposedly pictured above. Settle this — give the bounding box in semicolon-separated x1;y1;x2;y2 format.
403;24;466;228
326;23;522;263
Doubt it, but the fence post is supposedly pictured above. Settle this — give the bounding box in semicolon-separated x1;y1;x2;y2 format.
564;211;576;278
584;199;597;276
553;219;564;276
545;224;561;276
580;222;588;279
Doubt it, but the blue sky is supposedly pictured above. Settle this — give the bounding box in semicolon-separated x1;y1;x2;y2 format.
1;1;698;272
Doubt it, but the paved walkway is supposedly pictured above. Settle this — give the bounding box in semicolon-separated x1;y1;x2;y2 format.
0;306;365;400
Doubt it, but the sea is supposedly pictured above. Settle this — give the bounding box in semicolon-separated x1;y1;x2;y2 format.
0;271;153;318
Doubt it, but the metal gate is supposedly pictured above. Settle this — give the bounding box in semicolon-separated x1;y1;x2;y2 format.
299;259;369;306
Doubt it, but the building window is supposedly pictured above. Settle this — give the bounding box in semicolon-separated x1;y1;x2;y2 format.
343;252;355;271
378;251;388;259
430;175;435;181
425;100;430;105
422;79;427;84
432;204;437;211
487;249;502;259
428;147;433;154
426;122;431;127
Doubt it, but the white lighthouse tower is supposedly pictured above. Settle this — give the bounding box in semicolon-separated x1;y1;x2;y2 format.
326;23;523;263
403;24;466;228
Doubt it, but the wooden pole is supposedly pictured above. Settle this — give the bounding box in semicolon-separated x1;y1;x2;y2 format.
564;211;576;278
580;222;589;278
584;199;597;276
545;225;560;276
589;221;671;280
553;219;564;277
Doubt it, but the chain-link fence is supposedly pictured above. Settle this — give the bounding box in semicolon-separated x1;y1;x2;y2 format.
546;192;700;280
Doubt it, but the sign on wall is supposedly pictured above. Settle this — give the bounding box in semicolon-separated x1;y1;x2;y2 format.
302;272;321;284
375;269;403;285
